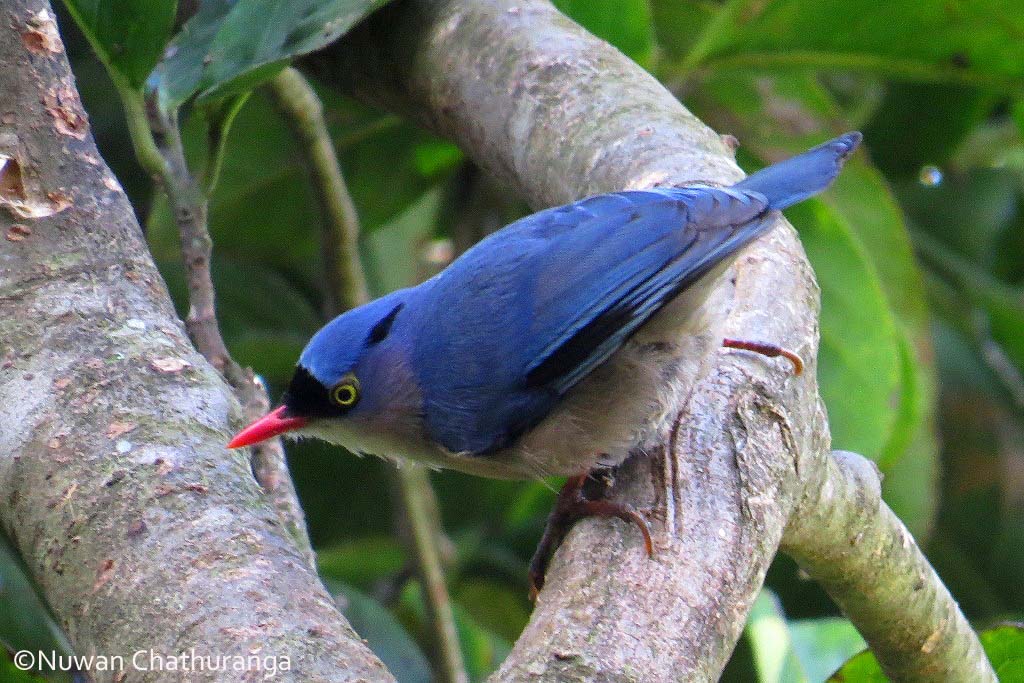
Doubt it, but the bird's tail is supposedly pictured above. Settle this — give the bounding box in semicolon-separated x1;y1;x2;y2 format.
733;132;862;210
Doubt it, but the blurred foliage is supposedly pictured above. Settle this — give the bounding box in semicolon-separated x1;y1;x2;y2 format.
745;590;866;682
0;535;75;682
0;0;1012;681
828;623;1024;681
149;0;396;110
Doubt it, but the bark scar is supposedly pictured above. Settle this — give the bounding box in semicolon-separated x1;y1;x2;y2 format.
0;133;72;217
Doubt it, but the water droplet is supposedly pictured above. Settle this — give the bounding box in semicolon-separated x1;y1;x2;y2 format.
919;165;943;187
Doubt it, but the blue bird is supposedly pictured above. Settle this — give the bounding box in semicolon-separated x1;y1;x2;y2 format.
230;132;861;592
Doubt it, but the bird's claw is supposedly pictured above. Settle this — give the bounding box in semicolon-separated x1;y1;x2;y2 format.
722;337;804;375
528;470;654;601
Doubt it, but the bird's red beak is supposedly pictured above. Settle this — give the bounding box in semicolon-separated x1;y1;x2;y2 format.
228;406;308;449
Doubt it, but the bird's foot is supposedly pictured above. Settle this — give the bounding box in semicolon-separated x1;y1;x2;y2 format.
528;469;653;601
722;338;804;375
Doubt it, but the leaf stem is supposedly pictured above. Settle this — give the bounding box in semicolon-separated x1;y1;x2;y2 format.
268;68;370;312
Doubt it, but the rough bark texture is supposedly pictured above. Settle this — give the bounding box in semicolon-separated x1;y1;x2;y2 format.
0;2;392;681
316;1;827;680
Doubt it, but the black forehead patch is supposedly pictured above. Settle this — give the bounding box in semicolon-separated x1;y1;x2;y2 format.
283;365;345;418
366;303;404;346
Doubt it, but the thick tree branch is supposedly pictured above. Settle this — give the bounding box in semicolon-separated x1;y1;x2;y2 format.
312;0;992;680
268;68;468;683
0;2;391;680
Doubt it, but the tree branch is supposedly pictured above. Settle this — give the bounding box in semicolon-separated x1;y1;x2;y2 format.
311;0;993;679
783;451;995;681
267;67;468;683
0;2;391;680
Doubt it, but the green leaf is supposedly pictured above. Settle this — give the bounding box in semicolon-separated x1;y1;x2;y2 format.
452;601;512;681
746;591;809;682
151;0;395;111
861;84;996;178
829;624;1024;681
553;0;655;68
329;581;432;683
875;332;939;538
150;0;234;109
790;620;869;683
62;0;176;88
317;537;406;588
0;535;74;675
362;190;443;296
0;655;45;683
827;648;887;682
746;590;866;683
980;624;1024;680
667;0;1024;90
650;0;716;63
453;579;531;643
789;200;902;461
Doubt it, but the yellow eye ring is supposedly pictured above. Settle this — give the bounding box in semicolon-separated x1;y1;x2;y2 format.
331;376;360;407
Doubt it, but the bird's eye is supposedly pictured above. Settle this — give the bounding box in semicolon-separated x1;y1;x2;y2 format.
331;375;360;407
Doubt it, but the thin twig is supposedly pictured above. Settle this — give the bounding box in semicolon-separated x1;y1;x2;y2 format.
118;83;316;569
268;67;468;683
267;68;369;312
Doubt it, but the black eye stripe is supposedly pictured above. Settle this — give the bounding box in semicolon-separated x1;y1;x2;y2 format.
366;303;404;346
284;366;354;417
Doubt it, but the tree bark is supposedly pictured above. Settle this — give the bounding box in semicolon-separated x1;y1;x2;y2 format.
0;2;392;681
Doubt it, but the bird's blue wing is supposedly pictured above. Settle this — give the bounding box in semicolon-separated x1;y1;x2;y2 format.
524;187;772;393
411;187;772;455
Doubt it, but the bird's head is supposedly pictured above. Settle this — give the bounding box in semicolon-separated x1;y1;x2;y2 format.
228;291;412;449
